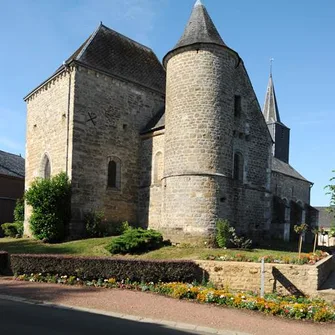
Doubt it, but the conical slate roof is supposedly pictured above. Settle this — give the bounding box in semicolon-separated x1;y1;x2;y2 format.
173;0;226;50
263;75;281;123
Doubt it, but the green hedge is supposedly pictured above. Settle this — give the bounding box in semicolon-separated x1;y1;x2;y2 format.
10;254;205;283
0;251;9;275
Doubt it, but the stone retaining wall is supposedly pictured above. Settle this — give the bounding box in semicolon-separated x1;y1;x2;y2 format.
197;255;334;296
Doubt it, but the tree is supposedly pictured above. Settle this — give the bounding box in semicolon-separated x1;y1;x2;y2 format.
25;172;71;242
294;223;308;258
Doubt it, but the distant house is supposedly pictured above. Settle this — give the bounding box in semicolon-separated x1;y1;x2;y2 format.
315;206;335;247
0;150;25;225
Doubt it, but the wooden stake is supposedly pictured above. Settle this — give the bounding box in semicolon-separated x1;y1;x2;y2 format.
298;235;303;259
313;233;317;253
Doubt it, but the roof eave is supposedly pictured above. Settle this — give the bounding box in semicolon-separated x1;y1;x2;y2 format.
23;65;69;101
163;42;239;69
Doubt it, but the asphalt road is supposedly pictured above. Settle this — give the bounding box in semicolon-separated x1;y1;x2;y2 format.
0;298;214;335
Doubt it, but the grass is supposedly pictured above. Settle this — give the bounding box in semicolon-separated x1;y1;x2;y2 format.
0;237;114;257
0;237;313;261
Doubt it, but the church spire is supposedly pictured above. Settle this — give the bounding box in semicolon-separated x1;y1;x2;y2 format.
263;71;281;123
173;0;226;50
262;64;290;164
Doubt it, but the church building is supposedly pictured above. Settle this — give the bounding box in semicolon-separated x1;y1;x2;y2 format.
23;1;317;243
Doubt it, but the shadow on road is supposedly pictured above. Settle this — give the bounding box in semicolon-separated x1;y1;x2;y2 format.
0;279;96;303
1;298;208;335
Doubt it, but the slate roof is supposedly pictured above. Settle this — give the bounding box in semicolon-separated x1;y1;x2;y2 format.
0;150;25;178
315;207;334;229
263;75;281;124
67;24;166;93
167;0;226;57
272;157;311;183
141;107;165;134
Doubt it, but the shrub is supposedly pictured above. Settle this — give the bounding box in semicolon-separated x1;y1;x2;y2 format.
0;251;9;274
9;254;205;283
1;222;23;238
14;198;25;223
215;219;230;248
85;210;131;238
25;172;71;242
229;227;252;249
85;210;106;238
105;228;164;255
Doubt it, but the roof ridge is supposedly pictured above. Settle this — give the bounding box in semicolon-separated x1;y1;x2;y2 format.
0;149;23;158
76;23;103;60
100;23;153;53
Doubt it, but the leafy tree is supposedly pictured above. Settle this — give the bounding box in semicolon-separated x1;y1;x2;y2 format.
25;172;71;242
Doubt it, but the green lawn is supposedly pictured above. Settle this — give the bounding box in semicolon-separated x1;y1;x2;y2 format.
0;237;306;261
0;237;114;257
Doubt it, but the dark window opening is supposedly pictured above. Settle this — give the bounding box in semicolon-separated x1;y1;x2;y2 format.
233;152;244;182
108;160;117;188
234;95;242;117
44;157;51;180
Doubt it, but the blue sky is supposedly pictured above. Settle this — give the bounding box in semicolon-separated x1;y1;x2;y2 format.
0;0;334;206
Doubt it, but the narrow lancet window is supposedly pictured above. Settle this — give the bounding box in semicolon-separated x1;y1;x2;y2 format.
233;152;244;182
108;160;117;188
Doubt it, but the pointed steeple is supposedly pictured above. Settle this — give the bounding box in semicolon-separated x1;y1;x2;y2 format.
262;71;290;164
263;74;281;123
173;0;226;50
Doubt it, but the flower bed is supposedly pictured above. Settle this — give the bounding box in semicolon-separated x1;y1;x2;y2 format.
16;273;335;322
206;250;328;265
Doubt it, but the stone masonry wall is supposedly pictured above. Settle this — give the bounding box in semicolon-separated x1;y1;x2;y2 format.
24;69;75;235
139;130;165;229
70;65;164;234
162;44;272;242
197;255;334;296
163;46;237;242
271;172;311;205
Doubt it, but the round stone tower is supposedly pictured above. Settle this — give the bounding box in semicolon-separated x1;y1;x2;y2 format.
161;0;240;243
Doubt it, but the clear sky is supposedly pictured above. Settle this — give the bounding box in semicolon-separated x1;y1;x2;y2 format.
0;0;334;206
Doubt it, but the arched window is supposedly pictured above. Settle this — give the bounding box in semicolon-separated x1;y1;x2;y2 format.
153;151;163;185
108;161;117;188
233;152;244;182
41;154;51;179
107;157;121;190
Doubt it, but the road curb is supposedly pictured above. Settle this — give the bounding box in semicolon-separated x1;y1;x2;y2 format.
0;294;250;335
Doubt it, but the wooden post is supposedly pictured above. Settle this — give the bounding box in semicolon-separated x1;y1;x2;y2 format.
313;233;318;253
298;235;303;259
260;257;265;298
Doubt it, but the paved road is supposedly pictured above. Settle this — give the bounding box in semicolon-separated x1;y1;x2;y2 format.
0;279;334;335
0;298;216;335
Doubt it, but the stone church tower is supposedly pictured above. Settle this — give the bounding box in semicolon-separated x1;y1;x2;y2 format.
143;1;273;242
25;0;315;244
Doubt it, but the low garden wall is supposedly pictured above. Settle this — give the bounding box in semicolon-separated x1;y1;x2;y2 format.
197;255;335;296
1;251;334;297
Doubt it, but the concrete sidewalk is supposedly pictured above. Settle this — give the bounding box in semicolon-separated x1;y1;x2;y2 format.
0;278;334;335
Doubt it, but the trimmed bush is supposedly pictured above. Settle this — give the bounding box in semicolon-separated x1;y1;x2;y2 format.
0;251;9;274
9;254;205;283
106;228;164;255
1;222;23;238
25;172;71;242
